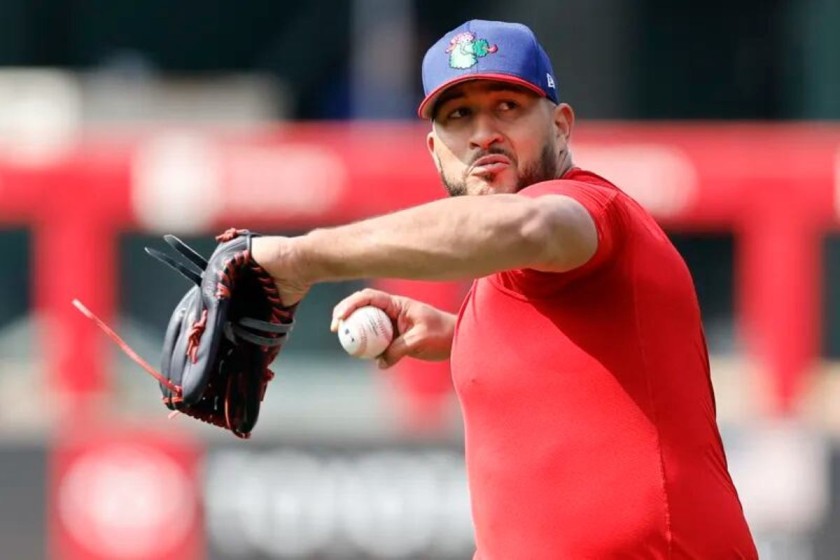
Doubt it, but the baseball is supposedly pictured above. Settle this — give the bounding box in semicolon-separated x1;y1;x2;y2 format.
337;306;394;359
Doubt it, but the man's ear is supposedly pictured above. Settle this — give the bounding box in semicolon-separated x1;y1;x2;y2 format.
553;103;575;144
426;130;442;172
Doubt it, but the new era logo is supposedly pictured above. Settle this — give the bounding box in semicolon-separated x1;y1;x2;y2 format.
546;74;555;89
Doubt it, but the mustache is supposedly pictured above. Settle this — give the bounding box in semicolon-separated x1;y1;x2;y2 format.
468;148;515;167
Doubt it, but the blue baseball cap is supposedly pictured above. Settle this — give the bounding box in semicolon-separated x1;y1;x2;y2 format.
418;20;559;119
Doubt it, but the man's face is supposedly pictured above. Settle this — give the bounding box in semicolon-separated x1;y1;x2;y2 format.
426;80;571;197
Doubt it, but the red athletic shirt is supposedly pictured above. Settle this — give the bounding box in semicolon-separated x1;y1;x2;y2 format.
451;168;757;559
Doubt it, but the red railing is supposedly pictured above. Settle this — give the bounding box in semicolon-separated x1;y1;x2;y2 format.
1;122;837;419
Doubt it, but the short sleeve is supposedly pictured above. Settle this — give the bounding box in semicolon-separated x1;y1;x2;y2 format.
491;179;624;297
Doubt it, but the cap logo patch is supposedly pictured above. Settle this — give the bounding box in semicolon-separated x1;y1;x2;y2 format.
445;32;498;69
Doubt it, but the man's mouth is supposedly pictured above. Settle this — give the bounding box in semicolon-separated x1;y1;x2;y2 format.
470;154;512;175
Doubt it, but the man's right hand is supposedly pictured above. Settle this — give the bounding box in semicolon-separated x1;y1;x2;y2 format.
331;288;456;369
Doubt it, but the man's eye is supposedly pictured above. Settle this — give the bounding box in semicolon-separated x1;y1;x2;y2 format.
447;107;470;119
498;100;519;111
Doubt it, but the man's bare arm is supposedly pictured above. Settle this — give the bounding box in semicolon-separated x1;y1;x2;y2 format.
253;193;597;287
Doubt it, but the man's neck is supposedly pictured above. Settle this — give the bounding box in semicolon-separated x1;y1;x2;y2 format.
558;156;575;178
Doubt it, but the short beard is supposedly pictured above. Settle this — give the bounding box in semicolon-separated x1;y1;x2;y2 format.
440;142;560;197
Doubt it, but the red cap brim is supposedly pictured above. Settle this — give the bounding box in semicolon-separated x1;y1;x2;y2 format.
417;73;548;119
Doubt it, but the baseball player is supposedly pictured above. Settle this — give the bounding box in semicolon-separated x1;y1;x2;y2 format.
252;19;758;559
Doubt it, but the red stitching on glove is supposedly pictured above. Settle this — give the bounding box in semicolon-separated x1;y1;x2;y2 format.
215;283;231;299
215;228;247;242
249;262;292;325
260;369;275;401
224;374;252;440
216;250;250;300
186;309;208;363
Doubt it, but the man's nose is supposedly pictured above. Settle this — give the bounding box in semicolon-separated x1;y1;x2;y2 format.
469;113;504;150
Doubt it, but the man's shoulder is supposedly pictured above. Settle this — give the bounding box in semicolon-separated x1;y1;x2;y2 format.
519;168;621;201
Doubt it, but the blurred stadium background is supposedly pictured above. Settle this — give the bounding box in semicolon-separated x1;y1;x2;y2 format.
0;0;838;558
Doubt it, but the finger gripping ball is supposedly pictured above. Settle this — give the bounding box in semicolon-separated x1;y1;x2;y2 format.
338;306;394;359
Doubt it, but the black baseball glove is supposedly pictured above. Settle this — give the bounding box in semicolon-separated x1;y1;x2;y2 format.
145;228;296;438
